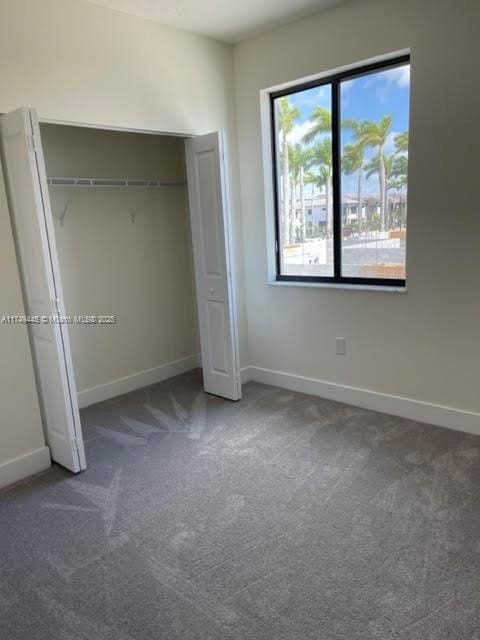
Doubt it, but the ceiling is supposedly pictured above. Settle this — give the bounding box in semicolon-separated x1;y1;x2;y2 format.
86;0;345;43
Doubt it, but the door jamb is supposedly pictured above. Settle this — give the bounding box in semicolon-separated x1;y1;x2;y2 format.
40;117;194;139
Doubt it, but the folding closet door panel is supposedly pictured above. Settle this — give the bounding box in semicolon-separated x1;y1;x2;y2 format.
185;131;241;401
0;107;86;472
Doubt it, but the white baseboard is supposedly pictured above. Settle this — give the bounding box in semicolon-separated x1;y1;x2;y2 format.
240;366;254;384
241;365;480;437
0;446;51;490
78;354;201;409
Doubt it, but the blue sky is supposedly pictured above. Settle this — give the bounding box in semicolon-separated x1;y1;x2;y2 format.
285;64;410;193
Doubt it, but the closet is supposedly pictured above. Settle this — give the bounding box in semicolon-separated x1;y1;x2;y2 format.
41;123;198;406
0;107;241;474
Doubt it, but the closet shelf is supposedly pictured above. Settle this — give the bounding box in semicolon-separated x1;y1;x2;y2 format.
47;177;186;188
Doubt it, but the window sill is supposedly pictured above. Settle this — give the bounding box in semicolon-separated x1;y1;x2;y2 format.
268;280;407;293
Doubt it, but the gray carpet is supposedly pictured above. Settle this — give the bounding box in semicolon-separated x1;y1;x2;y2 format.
1;369;479;639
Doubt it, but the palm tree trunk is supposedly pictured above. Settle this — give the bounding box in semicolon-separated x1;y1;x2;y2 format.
289;178;296;244
300;166;305;243
326;176;332;238
357;168;363;236
282;134;290;246
379;145;386;232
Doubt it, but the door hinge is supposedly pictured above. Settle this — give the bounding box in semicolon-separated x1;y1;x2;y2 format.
51;297;61;315
72;437;80;452
27;133;38;153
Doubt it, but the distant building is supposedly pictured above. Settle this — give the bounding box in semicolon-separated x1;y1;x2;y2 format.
290;192;406;238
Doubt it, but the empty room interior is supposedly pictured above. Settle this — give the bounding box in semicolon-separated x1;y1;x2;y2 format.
0;0;479;638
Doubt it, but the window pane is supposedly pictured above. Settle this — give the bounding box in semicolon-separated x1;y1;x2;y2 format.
340;64;410;280
273;85;334;277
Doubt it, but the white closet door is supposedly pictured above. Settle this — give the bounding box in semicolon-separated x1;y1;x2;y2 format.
185;132;241;401
0;107;86;472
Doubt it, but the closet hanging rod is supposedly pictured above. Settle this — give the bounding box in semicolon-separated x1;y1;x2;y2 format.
47;177;187;188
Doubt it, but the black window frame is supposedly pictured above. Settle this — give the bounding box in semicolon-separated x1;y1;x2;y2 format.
270;54;410;287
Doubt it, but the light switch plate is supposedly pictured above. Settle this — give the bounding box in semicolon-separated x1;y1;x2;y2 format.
336;337;346;355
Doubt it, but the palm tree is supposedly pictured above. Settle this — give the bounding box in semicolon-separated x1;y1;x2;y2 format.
302;106;332;145
300;106;333;238
394;131;409;153
390;153;408;229
391;154;408;189
308;139;333;238
277;97;300;245
342;141;366;234
288;143;311;242
357;115;393;231
364;152;407;230
304;170;328;238
341;118;370;234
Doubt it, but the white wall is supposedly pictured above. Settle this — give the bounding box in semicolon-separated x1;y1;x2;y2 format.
41;124;198;396
0;0;246;485
234;0;480;414
0;0;234;136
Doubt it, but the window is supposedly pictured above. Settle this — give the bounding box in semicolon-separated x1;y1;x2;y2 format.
271;55;410;286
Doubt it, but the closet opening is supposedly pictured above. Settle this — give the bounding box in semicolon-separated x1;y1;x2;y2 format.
41;123;199;410
0;107;241;473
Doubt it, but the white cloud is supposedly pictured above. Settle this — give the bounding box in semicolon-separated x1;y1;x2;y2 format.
316;85;330;102
287;120;315;144
385;131;399;154
291;85;331;117
340;79;354;107
385;131;409;155
383;65;410;88
341;79;355;95
362;64;410;102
